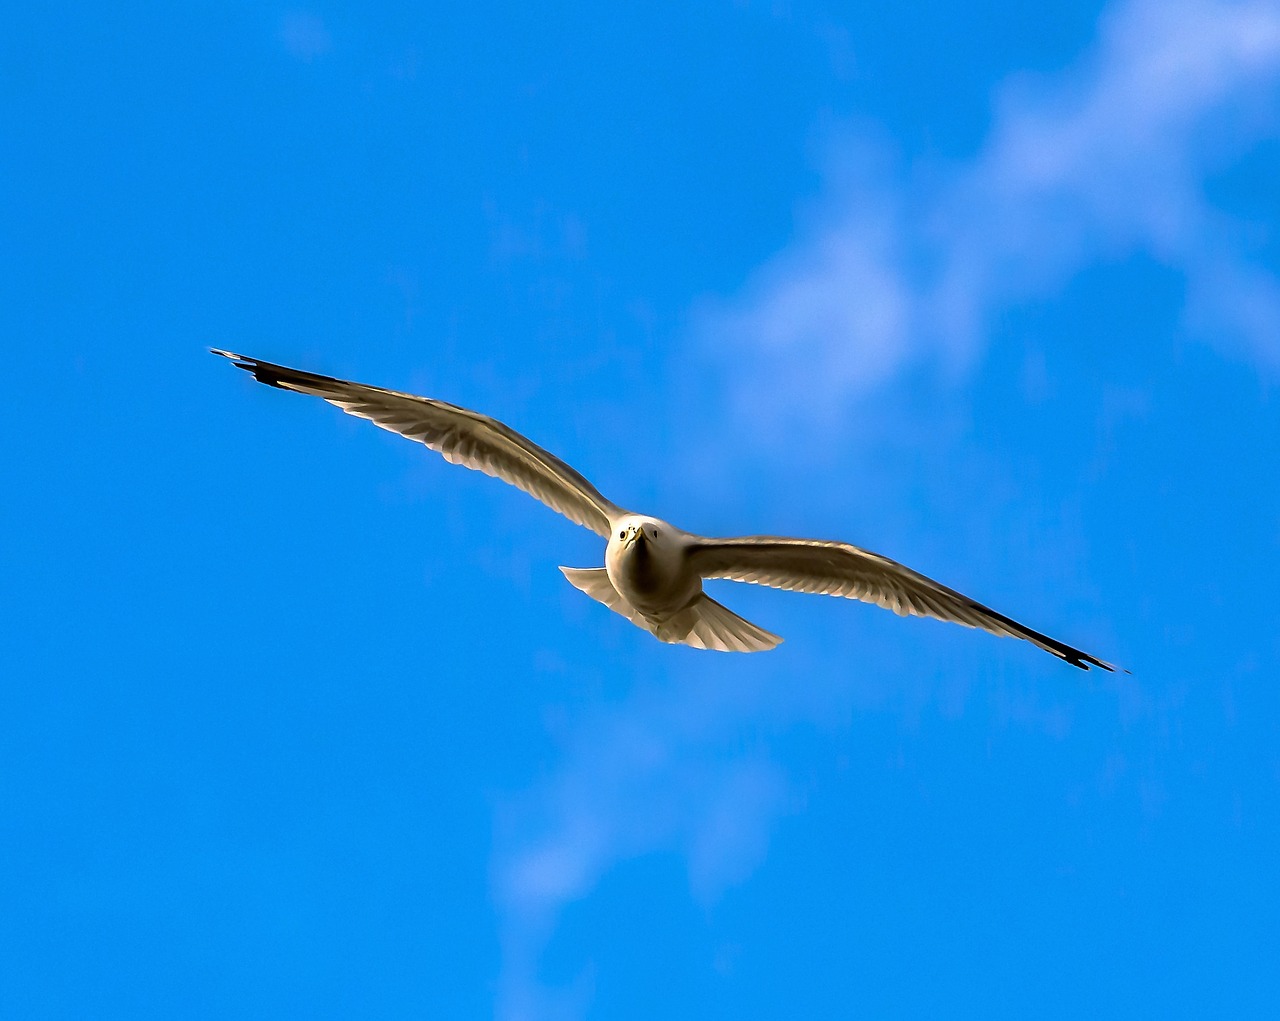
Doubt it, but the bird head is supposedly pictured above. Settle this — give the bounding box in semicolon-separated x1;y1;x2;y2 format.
616;517;666;550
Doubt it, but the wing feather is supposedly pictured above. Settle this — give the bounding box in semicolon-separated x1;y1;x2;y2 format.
688;536;1115;671
213;350;622;536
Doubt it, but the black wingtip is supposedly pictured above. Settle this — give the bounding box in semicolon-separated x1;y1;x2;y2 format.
1063;650;1117;673
210;347;265;378
209;347;255;369
981;602;1121;674
210;348;319;391
1067;650;1124;674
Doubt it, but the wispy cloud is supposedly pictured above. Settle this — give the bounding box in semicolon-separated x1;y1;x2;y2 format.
701;0;1280;429
491;0;1280;1015
279;11;332;62
492;676;790;1020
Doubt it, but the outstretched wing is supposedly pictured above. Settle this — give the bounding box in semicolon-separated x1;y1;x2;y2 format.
213;350;623;536
687;536;1115;671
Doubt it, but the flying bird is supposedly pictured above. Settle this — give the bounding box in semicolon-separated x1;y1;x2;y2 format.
213;350;1116;670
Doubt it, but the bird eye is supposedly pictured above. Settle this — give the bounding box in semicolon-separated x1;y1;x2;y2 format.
653;530;660;538
619;531;626;539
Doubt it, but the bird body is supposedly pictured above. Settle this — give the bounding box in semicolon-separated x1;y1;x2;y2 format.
213;350;1116;670
606;517;695;618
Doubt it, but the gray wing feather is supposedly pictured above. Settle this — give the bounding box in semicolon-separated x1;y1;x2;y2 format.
214;350;621;536
688;536;1115;671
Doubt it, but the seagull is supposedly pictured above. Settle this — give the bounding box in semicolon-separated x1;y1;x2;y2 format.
213;349;1116;670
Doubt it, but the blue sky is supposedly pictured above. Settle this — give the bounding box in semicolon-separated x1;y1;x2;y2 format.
3;0;1279;1017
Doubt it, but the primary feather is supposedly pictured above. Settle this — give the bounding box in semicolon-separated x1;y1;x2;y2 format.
688;537;1114;670
212;350;620;536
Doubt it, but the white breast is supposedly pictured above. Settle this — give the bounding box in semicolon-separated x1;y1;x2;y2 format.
605;517;700;619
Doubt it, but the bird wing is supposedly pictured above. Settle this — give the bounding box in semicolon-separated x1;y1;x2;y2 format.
213;350;623;537
687;535;1115;671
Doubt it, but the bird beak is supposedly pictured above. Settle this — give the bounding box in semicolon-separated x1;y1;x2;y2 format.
627;529;646;547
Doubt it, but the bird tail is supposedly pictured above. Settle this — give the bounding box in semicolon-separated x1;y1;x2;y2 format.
559;568;782;653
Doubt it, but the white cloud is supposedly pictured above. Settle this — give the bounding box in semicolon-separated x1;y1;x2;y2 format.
491;1;1280;1015
701;0;1280;429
